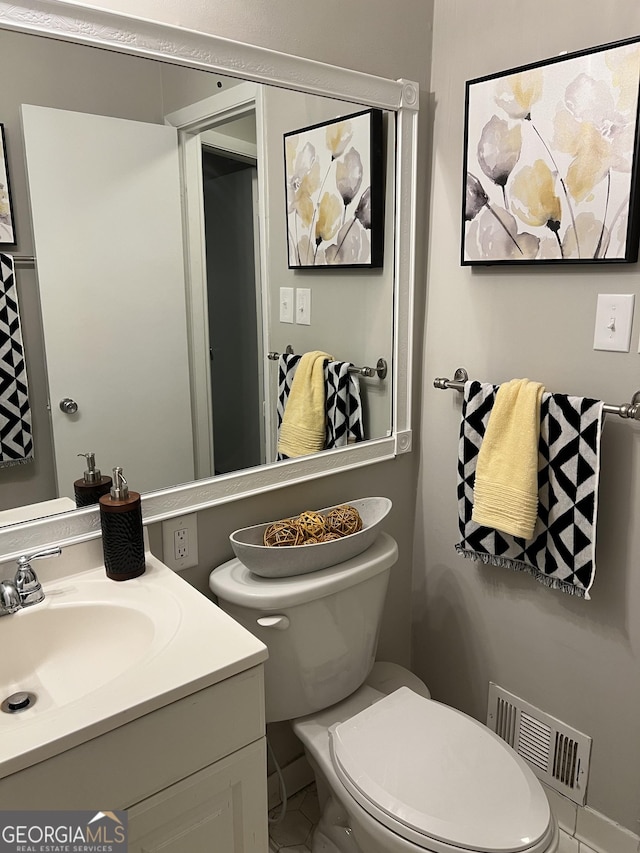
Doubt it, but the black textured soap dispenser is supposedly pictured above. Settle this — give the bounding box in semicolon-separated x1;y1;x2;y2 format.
74;452;112;507
99;466;145;581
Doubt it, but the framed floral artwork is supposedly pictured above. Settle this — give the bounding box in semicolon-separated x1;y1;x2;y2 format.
284;108;384;268
462;37;640;265
0;124;17;246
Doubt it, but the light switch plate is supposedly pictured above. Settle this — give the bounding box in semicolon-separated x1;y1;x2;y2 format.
296;287;311;325
593;293;634;352
279;287;294;323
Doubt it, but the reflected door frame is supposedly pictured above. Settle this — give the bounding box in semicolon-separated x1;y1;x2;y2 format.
165;83;271;478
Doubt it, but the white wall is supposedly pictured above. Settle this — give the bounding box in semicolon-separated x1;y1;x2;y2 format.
418;0;640;832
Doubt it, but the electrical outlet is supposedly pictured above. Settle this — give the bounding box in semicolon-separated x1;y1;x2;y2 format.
174;527;188;559
162;513;198;571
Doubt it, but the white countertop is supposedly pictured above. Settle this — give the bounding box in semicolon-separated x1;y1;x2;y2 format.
0;540;267;779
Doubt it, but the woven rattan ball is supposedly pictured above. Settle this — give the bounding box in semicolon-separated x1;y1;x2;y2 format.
319;531;343;542
295;510;327;540
263;519;303;547
325;505;363;537
302;536;320;545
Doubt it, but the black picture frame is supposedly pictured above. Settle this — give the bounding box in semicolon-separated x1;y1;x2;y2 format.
284;108;384;268
462;37;640;265
0;124;16;247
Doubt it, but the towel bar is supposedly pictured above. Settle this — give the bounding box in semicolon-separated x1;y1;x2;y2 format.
434;368;640;420
268;347;388;380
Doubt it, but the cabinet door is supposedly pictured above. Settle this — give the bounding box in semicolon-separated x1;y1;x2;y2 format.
127;738;267;853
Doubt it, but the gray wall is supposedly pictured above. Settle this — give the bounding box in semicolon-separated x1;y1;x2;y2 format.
418;0;640;832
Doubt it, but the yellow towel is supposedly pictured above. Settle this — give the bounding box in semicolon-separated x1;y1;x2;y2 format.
472;378;544;539
277;350;333;458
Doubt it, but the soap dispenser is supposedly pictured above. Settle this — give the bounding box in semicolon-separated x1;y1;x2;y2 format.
99;467;145;581
74;452;112;507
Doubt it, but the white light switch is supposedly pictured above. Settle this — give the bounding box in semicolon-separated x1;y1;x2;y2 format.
296;288;311;325
279;287;294;323
593;293;634;352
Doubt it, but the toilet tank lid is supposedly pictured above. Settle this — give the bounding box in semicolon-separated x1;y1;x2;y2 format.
209;532;397;608
330;687;552;853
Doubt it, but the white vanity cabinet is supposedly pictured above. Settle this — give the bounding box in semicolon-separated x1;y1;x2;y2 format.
0;666;268;852
0;543;269;850
127;739;266;852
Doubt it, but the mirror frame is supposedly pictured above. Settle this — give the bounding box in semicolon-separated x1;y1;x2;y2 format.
0;0;419;560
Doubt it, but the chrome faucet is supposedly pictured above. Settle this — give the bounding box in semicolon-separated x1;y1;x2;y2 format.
0;546;62;616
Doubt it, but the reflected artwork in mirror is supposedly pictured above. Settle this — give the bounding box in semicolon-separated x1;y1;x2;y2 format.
0;0;418;558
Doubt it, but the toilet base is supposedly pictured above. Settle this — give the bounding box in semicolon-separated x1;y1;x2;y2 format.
311;794;360;853
293;663;559;853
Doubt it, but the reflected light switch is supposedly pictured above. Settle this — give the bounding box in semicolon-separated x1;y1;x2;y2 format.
296;288;311;325
593;293;634;352
279;287;294;323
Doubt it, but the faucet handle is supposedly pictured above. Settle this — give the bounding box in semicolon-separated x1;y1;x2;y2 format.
15;546;62;607
17;546;63;569
0;579;21;615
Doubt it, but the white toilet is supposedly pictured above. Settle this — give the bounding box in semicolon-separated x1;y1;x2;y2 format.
209;532;559;853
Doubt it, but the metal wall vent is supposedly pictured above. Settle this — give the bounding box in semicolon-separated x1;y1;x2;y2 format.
487;683;591;805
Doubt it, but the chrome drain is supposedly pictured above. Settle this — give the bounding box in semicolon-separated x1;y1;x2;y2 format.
1;691;36;713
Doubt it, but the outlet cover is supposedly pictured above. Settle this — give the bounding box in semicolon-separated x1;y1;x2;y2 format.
593;293;634;352
162;513;198;571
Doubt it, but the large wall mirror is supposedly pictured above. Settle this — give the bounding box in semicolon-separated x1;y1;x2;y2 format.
0;0;418;558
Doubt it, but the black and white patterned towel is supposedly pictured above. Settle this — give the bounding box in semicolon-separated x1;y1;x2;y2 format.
276;352;301;459
276;353;365;459
456;381;604;599
325;361;364;449
0;253;33;468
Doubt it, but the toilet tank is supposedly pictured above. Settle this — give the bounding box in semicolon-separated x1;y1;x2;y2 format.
209;533;397;722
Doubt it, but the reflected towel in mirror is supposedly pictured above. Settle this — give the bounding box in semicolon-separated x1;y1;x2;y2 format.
0;254;34;468
277;351;333;458
325;361;364;449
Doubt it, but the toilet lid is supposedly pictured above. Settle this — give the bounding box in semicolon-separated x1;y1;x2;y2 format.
329;687;552;853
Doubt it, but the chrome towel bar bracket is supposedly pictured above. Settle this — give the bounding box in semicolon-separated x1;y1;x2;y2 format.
268;347;387;379
434;368;640;421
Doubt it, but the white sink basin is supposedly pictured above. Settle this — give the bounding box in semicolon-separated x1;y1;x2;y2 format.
1;580;179;708
0;540;267;779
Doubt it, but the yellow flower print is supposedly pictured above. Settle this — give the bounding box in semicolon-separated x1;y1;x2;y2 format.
606;45;640;114
553;72;635;201
315;192;343;244
511;160;561;228
326;121;353;159
287;141;321;228
495;68;543;120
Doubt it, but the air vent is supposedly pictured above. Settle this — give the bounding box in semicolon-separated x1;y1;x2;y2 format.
487;683;591;805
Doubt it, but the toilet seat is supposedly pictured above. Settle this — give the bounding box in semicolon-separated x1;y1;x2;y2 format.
329;687;553;853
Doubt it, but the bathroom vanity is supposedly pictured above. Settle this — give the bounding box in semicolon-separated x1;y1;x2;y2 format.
0;542;268;852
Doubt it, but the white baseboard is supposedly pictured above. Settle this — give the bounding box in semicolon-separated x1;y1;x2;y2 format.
544;785;639;853
267;753;315;811
267;770;639;853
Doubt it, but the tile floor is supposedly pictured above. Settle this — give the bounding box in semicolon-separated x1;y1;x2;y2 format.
268;783;604;853
268;783;319;852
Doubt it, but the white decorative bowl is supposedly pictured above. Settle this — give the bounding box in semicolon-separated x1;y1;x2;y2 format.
229;497;392;578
